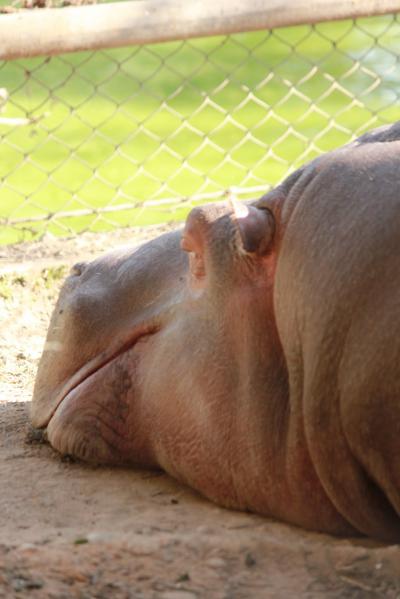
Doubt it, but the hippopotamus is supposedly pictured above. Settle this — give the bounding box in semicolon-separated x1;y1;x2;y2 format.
32;122;400;542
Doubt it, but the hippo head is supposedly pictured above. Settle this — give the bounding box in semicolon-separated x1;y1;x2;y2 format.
31;199;286;494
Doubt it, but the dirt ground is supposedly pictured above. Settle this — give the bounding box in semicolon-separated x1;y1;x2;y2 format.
1;227;400;598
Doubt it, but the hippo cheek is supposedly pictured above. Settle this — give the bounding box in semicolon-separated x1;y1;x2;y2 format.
46;337;158;467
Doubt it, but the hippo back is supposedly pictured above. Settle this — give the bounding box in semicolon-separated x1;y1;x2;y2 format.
274;129;400;540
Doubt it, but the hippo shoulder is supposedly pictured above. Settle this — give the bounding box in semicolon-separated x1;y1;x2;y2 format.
273;124;400;540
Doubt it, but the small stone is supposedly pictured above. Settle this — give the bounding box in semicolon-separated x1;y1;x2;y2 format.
24;579;44;590
25;427;47;444
61;454;76;463
19;543;36;552
74;537;89;545
195;526;215;536
206;557;226;569
176;573;190;583
161;592;197;599
12;577;44;591
87;532;115;543
245;552;256;567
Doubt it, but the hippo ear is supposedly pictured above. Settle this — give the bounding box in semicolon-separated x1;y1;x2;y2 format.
232;200;275;256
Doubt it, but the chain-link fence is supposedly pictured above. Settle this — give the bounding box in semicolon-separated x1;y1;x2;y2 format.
0;10;400;244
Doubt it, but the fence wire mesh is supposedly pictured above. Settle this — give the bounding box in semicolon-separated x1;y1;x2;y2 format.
0;13;399;244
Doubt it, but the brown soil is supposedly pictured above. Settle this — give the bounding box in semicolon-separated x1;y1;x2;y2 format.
1;228;400;598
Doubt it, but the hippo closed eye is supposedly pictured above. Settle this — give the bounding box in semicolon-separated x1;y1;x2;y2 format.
32;122;400;542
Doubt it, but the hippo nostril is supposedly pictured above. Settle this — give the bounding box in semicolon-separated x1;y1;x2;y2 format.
70;262;87;276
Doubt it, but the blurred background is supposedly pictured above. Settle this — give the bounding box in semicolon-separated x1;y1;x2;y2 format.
0;2;399;245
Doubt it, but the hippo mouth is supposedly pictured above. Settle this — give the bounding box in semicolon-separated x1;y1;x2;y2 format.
40;323;159;429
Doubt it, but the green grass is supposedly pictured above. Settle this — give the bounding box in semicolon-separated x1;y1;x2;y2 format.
1;15;400;244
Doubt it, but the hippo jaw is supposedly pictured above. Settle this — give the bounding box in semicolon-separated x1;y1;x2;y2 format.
39;321;159;427
44;325;164;466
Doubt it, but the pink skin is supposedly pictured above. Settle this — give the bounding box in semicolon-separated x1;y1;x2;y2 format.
32;124;400;541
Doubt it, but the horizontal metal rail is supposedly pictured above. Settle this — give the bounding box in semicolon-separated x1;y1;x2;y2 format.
1;0;400;60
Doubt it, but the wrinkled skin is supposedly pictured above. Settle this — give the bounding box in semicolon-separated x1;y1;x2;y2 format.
32;122;400;542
